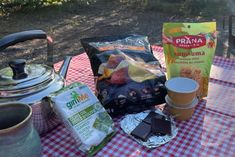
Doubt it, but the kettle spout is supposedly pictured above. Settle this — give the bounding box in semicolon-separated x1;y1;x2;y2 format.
58;56;72;79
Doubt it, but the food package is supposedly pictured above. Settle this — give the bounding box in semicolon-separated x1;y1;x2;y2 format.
50;82;115;156
163;22;217;98
81;35;167;116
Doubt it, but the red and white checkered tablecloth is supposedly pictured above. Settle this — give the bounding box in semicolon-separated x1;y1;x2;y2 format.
41;45;235;157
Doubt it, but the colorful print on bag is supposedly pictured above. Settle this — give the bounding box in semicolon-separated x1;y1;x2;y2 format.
163;22;217;98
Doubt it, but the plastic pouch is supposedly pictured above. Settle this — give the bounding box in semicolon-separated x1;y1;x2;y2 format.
163;22;217;98
81;35;167;116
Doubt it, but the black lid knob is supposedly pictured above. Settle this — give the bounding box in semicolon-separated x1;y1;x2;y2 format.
9;59;28;80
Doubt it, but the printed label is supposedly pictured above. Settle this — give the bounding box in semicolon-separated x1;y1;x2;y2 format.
66;91;89;109
173;35;206;49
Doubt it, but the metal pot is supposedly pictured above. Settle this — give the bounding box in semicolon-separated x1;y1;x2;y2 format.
0;30;72;134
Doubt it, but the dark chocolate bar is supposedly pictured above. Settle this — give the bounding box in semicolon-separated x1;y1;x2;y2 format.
131;122;151;141
143;111;163;124
151;116;171;135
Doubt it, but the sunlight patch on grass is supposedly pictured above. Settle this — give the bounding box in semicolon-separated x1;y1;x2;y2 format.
43;0;68;6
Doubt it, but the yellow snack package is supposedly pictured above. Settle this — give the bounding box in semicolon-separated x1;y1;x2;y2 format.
163;22;217;98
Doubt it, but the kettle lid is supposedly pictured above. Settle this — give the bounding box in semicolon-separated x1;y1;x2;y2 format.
0;60;55;98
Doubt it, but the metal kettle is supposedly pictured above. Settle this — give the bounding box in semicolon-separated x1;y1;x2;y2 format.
0;30;72;134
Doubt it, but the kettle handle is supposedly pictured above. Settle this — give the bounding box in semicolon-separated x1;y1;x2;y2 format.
0;30;54;67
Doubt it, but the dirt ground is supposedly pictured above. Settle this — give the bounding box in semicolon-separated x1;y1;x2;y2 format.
0;0;232;68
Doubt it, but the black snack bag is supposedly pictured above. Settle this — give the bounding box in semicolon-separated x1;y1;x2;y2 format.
81;35;167;116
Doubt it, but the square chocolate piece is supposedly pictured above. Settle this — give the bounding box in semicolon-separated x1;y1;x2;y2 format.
143;111;163;124
131;122;151;141
151;117;171;135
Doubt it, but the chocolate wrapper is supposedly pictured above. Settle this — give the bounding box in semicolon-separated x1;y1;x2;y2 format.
120;109;178;148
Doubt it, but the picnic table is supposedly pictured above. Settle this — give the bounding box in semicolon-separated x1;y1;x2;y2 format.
41;45;235;157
